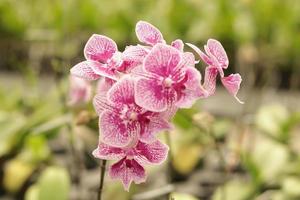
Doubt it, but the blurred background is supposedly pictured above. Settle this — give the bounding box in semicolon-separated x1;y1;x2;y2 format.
1;0;300;199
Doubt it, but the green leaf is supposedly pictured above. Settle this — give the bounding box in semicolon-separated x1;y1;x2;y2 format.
3;158;35;193
282;177;300;197
170;192;199;200
25;185;39;200
212;179;253;200
19;135;50;163
255;104;289;139
245;134;289;182
38;166;71;200
31;114;71;135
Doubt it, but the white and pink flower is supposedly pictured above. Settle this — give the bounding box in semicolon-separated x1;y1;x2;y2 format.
93;139;168;191
69;20;243;191
68;75;92;106
187;39;244;103
93;77;172;147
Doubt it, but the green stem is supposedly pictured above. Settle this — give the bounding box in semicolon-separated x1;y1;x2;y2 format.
98;159;107;200
165;131;173;183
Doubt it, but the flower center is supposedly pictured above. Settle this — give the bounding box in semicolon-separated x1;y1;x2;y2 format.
163;77;173;88
129;112;138;121
125;159;133;168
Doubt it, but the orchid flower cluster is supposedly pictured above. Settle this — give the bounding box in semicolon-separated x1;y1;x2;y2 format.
69;21;243;191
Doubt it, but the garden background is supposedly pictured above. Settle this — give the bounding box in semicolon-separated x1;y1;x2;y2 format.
1;0;300;199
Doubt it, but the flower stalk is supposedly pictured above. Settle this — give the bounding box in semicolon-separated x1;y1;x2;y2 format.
97;159;107;200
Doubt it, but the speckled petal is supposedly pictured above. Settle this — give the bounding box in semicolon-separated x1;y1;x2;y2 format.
135;21;165;46
84;34;117;63
99;111;140;147
70;61;101;80
109;158;146;191
221;73;244;104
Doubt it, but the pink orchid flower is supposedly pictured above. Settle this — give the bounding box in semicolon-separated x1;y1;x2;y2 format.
93;76;172;147
187;39;244;103
68;76;92;106
136;21;184;51
134;43;205;112
93;139;168;191
70;35;120;80
70;34;151;84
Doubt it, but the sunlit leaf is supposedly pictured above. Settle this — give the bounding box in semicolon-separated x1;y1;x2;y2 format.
255;104;289;139
170;192;199;200
173;144;202;175
212;179;253;200
38;166;71;200
3;158;35;193
282;177;300;197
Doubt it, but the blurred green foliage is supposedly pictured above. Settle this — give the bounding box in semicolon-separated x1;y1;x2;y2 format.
1;0;300;72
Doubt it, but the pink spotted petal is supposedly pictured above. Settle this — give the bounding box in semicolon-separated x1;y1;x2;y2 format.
206;39;229;69
135;21;165;46
202;66;218;97
68;76;92;106
176;67;206;108
107;76;135;105
90;63;118;80
186;43;213;66
134;140;169;165
109;158;146;191
144;43;181;77
122;45;149;64
171;39;184;51
135;78;177;112
118;45;150;72
96;78;115;93
182;52;196;68
70;61;101;81
159;106;178;120
100;111;140;147
93;92;112;115
140;117;172;143
92;143;125;160
84;34;117;63
221;74;244;104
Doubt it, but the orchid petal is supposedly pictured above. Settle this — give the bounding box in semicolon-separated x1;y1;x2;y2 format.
171;39;184;51
70;61;101;80
92;143;125;160
84;34;117;63
93;92;112;115
186;43;213;66
207;39;229;69
144;43;181;77
175;67;205;108
135;140;169;165
68;76;92;106
202;66;219;97
135;78;177;112
221;73;244;104
100;111;140;147
159;106;178;120
135;21;165;46
182;52;196;68
90;63;118;80
107;76;135;105
122;45;149;63
109;158;146;191
96;78;115;93
140;117;172;143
